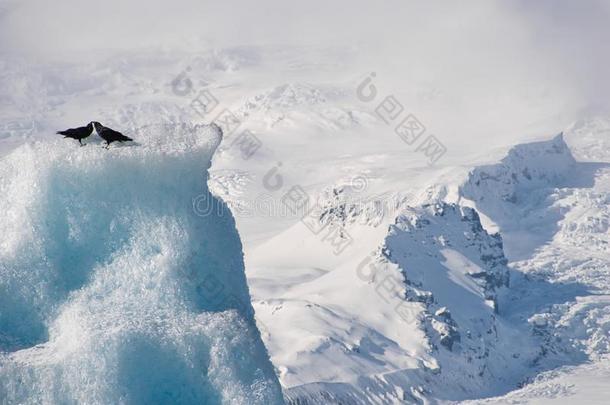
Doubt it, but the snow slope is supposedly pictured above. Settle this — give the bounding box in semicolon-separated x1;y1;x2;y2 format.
0;124;284;404
248;126;609;403
460;357;610;405
251;201;532;403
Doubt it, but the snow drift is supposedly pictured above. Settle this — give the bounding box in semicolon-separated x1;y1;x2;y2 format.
0;124;284;404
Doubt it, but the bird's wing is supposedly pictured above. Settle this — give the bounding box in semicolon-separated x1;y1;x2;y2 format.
57;125;90;136
117;133;134;141
106;127;133;141
57;128;77;136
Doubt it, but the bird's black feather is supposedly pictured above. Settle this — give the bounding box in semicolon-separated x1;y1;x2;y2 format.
56;123;94;145
92;122;133;147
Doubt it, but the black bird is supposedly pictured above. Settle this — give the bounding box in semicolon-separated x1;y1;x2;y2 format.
92;122;133;149
56;122;94;146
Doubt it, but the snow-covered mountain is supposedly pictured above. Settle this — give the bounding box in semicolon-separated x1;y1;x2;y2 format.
249;127;609;403
455;120;610;405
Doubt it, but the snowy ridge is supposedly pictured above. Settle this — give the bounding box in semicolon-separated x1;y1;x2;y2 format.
266;129;609;403
259;201;528;403
455;128;610;403
316;184;406;229
565;117;610;162
354;203;525;401
0;124;284;404
236;82;375;130
460;133;576;222
387;203;509;317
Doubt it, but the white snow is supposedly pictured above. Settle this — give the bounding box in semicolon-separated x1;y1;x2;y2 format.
0;5;609;400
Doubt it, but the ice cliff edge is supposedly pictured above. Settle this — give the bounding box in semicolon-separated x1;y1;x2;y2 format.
0;124;284;404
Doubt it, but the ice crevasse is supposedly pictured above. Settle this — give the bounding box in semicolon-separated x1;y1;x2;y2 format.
0;124;284;404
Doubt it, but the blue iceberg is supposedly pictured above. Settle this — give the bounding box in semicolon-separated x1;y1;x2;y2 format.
0;123;284;404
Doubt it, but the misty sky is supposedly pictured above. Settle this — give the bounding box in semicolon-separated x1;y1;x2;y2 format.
1;0;609;129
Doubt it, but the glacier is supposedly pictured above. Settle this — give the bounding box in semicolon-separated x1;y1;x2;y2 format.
0;124;284;404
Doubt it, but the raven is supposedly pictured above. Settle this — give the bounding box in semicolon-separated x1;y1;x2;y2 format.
56;122;94;146
92;122;133;149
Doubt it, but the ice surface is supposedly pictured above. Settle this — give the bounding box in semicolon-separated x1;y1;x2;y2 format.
0;124;284;404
